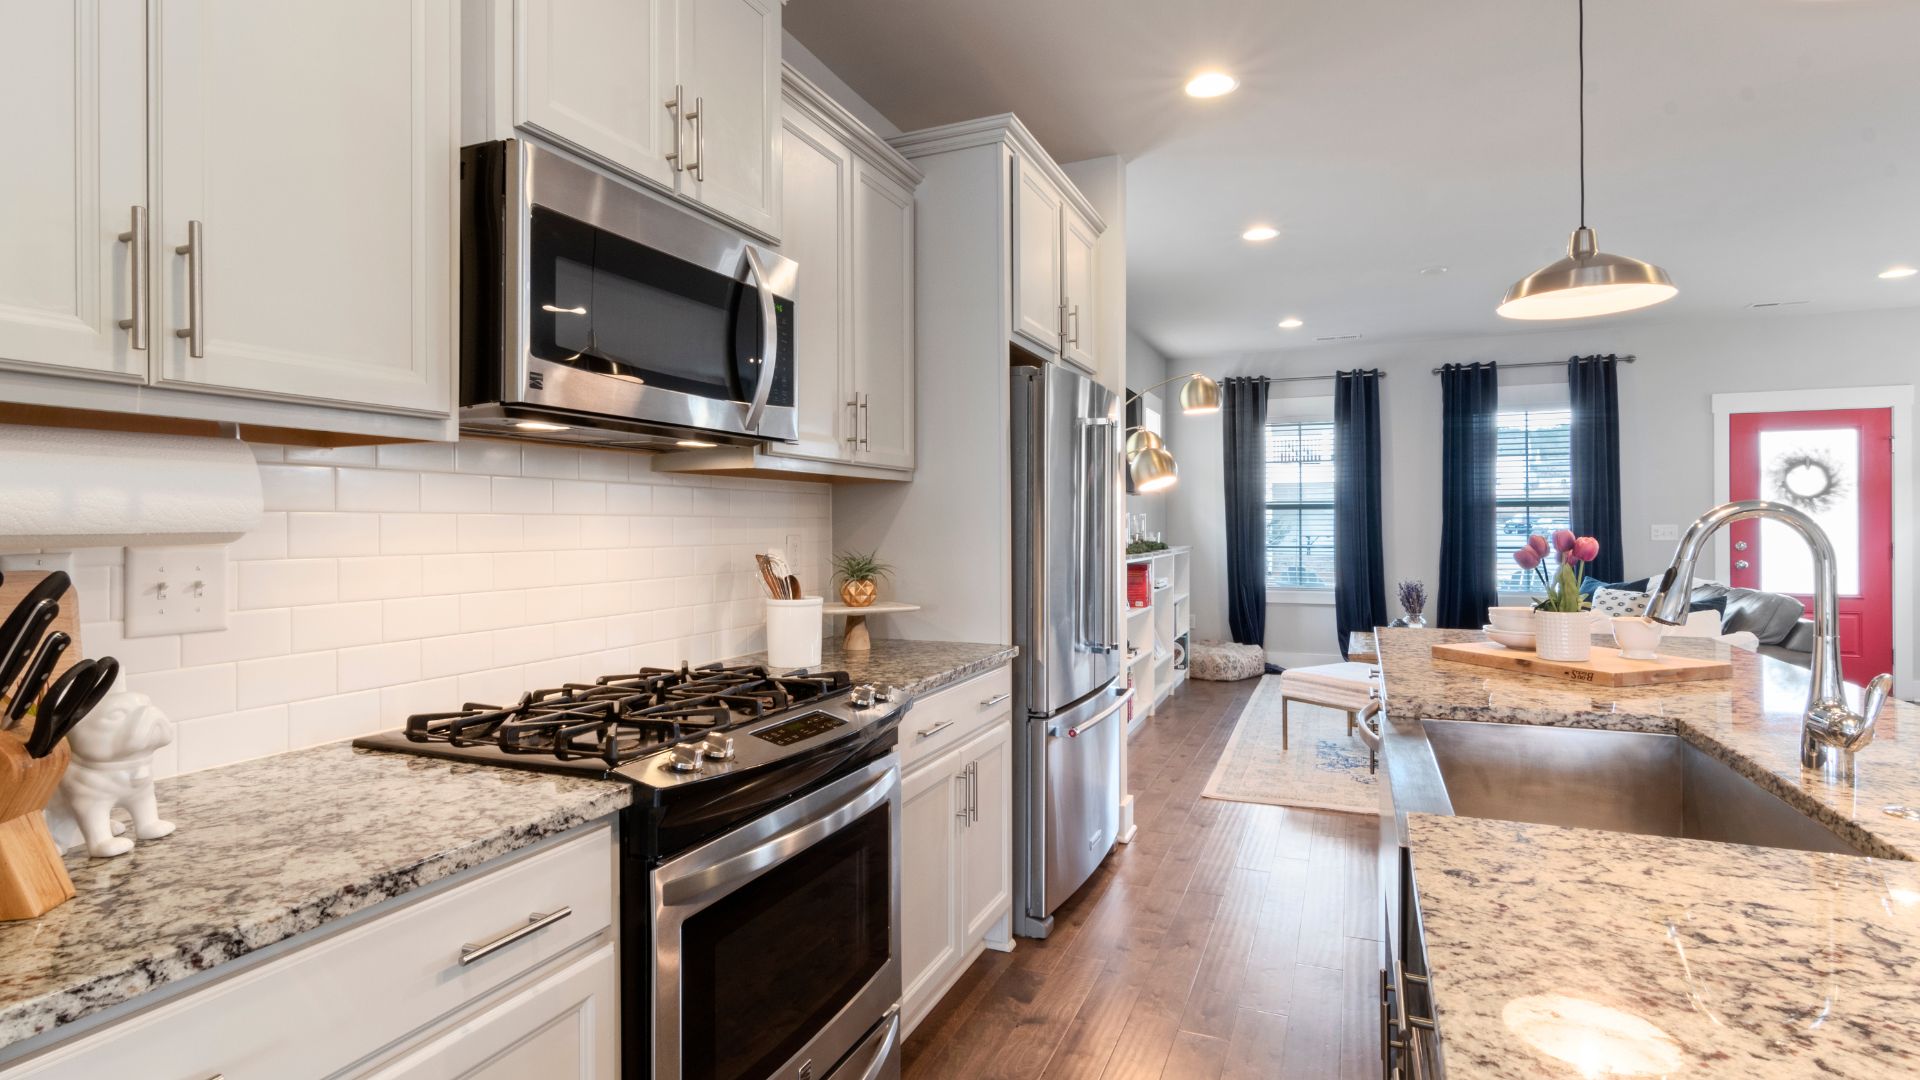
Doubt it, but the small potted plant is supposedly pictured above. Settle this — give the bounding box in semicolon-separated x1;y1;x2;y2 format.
1513;530;1600;661
831;550;893;608
1390;580;1428;629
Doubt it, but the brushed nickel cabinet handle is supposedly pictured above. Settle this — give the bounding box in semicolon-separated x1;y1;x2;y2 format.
847;398;860;445
116;205;147;349
916;718;954;740
859;393;870;448
966;760;980;822
1070;304;1081;347
688;96;704;182
664;84;686;172
458;906;572;966
979;692;1011;708
174;219;204;358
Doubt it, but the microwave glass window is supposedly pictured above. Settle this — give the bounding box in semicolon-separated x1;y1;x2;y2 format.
677;802;891;1080
529;206;788;405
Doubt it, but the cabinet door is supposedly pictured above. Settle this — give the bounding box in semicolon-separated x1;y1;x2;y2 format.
152;0;454;416
900;748;965;1015
676;0;780;237
517;0;678;192
0;0;147;381
850;160;916;470
766;102;852;463
1010;155;1063;358
356;944;619;1079
1060;207;1098;375
957;718;1013;945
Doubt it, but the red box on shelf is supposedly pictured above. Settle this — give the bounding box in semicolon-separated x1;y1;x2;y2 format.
1127;563;1152;608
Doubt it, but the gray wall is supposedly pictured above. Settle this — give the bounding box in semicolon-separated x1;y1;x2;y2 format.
1161;306;1920;665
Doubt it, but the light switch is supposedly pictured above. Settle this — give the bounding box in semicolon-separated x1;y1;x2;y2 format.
125;545;229;637
1650;524;1680;542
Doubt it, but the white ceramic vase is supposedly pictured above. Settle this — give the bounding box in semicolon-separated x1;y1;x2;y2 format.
1534;610;1593;663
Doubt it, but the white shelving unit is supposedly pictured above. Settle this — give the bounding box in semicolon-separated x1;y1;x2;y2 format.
1122;545;1190;733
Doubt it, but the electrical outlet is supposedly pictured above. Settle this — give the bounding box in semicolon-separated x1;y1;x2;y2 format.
0;552;76;578
1650;524;1680;542
784;534;803;561
124;545;229;637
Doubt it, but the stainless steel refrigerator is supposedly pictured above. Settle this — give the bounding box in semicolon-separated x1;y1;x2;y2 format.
1009;361;1131;939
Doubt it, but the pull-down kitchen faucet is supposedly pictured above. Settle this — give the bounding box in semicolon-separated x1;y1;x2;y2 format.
1646;499;1894;775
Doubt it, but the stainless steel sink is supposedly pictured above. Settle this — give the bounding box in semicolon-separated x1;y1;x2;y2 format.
1419;719;1864;856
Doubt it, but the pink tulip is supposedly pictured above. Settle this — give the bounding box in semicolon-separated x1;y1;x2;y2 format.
1528;534;1550;556
1552;529;1576;555
1572;535;1601;563
1513;546;1542;570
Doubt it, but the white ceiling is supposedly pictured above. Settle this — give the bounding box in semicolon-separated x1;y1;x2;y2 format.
785;0;1920;360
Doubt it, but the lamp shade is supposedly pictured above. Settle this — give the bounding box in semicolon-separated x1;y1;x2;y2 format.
1179;375;1221;414
1498;226;1677;321
1129;446;1178;493
1125;428;1164;456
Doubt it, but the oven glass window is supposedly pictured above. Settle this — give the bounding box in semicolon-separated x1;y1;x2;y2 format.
680;802;891;1080
528;205;778;404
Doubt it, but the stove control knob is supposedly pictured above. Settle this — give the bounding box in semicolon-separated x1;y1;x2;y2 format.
851;684;878;708
666;743;705;773
702;733;736;761
881;685;905;704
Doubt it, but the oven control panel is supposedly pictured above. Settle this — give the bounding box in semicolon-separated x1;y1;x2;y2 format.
751;711;847;747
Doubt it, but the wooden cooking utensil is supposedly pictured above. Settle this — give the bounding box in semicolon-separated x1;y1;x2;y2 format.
0;571;85;920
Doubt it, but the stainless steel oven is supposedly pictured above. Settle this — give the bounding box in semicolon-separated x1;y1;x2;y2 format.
650;752;902;1080
460;138;798;448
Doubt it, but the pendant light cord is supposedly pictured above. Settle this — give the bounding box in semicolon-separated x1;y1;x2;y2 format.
1577;0;1587;228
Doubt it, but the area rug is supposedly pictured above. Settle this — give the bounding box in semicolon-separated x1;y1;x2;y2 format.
1201;674;1379;815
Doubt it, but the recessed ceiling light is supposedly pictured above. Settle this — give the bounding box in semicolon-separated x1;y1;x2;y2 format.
1277;317;1304;329
1880;266;1918;279
513;420;570;432
1419;266;1449;276
1184;71;1238;98
676;439;718;448
1241;225;1279;242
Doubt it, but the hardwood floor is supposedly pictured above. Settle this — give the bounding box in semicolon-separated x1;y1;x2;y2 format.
903;678;1384;1080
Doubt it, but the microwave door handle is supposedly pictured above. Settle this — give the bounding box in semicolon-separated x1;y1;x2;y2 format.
742;246;779;432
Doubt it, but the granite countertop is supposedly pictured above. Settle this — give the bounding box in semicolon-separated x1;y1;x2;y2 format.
1407;813;1920;1078
0;744;630;1053
1377;627;1920;1076
729;638;1019;698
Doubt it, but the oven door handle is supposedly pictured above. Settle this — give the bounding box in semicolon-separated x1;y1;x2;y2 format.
656;760;895;909
832;1004;901;1080
742;245;779;433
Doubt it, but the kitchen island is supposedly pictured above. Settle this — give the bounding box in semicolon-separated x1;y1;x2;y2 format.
1377;627;1920;1077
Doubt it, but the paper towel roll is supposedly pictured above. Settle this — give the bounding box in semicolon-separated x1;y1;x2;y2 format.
0;425;263;548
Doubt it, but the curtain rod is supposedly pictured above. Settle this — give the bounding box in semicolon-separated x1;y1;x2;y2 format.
1428;354;1636;375
1222;368;1388;385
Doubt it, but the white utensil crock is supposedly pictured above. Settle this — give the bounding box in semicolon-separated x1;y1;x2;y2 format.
766;597;824;669
1534;610;1593;662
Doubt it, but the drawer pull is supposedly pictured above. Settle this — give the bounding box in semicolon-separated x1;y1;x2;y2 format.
458;907;572;966
916;719;955;740
979;691;1011;709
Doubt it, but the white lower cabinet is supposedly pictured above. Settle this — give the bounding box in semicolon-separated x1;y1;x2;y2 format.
897;666;1014;1035
0;823;617;1080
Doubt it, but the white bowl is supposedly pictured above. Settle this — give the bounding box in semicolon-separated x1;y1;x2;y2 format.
1482;625;1537;650
1488;606;1538;633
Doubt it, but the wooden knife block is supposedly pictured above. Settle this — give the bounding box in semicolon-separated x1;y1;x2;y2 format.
0;725;76;920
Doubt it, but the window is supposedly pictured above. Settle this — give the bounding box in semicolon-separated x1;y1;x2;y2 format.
1265;419;1336;591
1493;405;1573;591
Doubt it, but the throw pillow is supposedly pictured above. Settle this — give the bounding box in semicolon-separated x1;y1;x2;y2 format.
1591;587;1650;618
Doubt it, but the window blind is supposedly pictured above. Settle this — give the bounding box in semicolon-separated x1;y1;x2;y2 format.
1265;420;1337;590
1493;406;1573;591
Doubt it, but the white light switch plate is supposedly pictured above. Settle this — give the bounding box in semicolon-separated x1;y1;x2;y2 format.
1650;524;1680;542
124;545;229;637
0;552;76;578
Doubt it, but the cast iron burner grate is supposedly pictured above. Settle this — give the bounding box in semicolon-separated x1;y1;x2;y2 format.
401;663;852;768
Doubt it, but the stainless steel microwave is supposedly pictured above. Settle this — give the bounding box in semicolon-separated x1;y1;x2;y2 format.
459;139;798;448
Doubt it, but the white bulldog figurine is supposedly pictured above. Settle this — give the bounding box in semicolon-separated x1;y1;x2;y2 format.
43;686;176;857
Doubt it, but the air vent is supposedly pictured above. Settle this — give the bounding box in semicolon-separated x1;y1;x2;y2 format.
1313;333;1364;343
1746;300;1811;309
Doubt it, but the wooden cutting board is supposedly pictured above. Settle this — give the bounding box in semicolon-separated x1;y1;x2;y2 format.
1431;640;1733;687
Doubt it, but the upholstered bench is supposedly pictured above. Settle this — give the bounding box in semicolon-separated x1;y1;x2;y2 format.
1190;640;1267;681
1277;662;1378;749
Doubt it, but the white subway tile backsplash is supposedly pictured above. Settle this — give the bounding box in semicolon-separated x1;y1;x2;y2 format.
63;436;825;776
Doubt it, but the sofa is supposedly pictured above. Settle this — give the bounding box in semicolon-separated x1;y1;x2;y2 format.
1688;582;1815;669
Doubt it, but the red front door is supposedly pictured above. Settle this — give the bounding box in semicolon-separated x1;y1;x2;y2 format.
1728;407;1894;685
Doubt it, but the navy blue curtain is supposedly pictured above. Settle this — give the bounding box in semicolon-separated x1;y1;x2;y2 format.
1222;377;1271;649
1436;362;1499;629
1568;355;1625;582
1334;370;1387;658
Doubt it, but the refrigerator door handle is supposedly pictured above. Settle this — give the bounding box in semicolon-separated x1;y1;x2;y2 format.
1078;415;1119;655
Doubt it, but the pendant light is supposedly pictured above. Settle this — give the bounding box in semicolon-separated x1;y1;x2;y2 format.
1498;0;1676;320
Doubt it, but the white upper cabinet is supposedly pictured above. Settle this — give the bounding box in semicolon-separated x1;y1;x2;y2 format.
1011;156;1065;358
1061;206;1099;374
515;0;679;190
771;100;853;462
674;0;781;237
152;0;455;416
0;0;148;382
849;160;916;470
